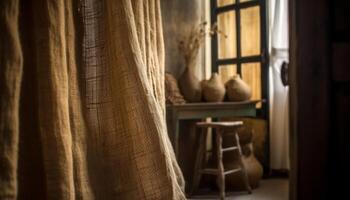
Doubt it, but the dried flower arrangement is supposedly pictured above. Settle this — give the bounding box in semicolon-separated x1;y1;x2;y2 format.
177;22;228;102
178;21;227;70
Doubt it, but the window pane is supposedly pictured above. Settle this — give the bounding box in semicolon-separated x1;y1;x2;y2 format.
218;0;235;7
241;6;261;57
219;65;237;84
217;11;237;59
242;63;261;107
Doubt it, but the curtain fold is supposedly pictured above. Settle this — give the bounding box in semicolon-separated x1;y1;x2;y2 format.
32;0;76;198
0;0;185;199
269;0;290;170
0;0;22;199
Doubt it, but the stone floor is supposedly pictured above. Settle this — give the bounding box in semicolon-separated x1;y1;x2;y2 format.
189;178;289;200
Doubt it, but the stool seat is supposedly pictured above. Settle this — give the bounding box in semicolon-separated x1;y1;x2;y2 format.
196;121;243;128
191;121;252;200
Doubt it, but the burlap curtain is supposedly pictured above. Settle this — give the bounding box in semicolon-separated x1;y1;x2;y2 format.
0;0;23;198
0;0;185;199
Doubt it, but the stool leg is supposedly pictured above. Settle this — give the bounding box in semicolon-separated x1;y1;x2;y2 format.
191;128;207;195
216;129;225;200
235;133;252;194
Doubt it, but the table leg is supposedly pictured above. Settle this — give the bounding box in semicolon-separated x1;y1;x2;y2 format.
172;112;180;158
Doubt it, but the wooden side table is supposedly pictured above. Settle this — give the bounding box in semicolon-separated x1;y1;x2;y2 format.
166;100;262;157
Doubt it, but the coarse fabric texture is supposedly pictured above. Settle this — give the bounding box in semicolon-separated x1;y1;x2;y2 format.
0;0;22;199
0;0;186;199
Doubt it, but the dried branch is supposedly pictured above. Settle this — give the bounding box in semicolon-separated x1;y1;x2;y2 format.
178;22;227;69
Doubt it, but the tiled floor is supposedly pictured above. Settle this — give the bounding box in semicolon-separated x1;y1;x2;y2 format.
189;178;289;200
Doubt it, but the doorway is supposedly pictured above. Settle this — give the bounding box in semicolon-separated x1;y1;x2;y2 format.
208;0;290;199
162;0;292;199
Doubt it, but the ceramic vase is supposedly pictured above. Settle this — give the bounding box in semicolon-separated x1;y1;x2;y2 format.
202;73;226;102
225;149;264;190
225;75;252;101
178;67;202;102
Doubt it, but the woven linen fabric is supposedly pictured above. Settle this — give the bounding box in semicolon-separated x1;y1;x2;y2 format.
0;0;186;199
0;0;23;199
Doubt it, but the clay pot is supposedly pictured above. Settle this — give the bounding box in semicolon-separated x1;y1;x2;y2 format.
225;148;264;190
225;75;252;101
202;73;226;102
206;128;263;190
178;67;202;102
223;127;263;189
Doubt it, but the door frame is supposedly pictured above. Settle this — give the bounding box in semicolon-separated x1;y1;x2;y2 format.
289;0;331;199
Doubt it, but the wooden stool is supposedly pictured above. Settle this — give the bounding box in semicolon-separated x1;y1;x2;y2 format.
191;121;252;200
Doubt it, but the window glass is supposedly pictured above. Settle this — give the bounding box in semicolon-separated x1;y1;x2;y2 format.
218;11;237;59
241;6;261;57
218;0;236;7
242;62;261;107
219;65;237;84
